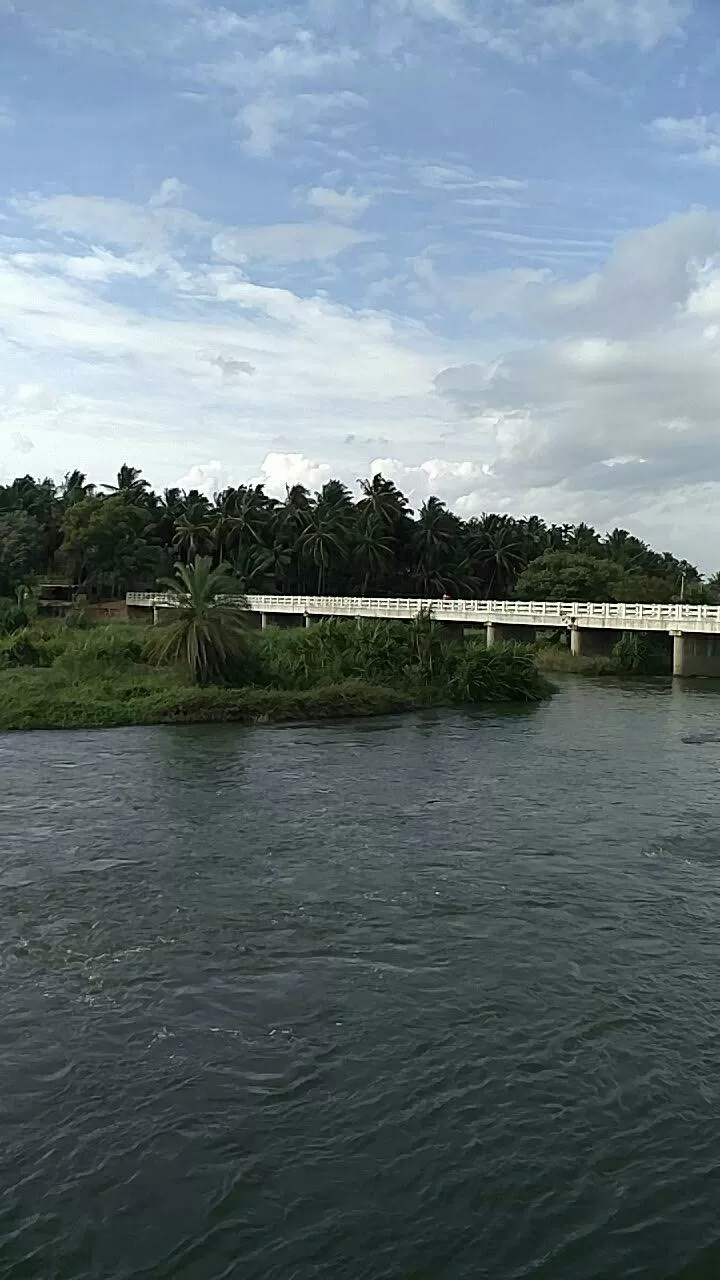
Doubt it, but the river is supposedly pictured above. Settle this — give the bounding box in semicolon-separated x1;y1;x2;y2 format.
2;676;720;1278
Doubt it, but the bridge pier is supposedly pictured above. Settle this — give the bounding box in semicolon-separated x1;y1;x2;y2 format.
486;622;536;647
570;627;621;658
153;604;178;625
672;632;720;678
259;612;304;630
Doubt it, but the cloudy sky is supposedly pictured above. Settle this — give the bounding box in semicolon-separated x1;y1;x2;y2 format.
2;0;720;563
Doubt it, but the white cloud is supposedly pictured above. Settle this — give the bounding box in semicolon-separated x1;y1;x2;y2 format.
238;90;366;156
207;354;256;379
10;432;34;454
0;219;443;502
529;0;690;52
18;191;373;266
200;35;358;91
19;193;210;249
212;221;373;264
388;0;690;53
238;97;293;156
12;248;163;283
649;114;720;165
149;177;188;208
175;461;227;498
414;164;525;192
305;186;371;221
0;99;15;132
258;452;333;495
367;455;495;510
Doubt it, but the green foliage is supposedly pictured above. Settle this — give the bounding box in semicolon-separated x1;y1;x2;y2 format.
0;598;29;636
53;624;149;676
515;551;623;602
148;556;250;684
0;615;552;730
60;493;161;596
0;510;45;595
63;601;92;630
611;633;667;675
447;640;551;703
0;627;63;669
535;635;671;677
0;464;707;605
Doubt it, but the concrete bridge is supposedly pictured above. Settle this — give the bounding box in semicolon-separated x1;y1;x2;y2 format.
125;593;720;677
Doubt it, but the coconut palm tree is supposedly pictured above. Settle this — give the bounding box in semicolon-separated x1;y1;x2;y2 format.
172;503;214;560
469;514;525;598
355;517;394;595
412;496;457;596
61;470;94;507
358;473;410;531
299;508;347;595
103;465;151;502
149;556;249;685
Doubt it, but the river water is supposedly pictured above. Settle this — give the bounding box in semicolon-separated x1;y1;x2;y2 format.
3;677;720;1278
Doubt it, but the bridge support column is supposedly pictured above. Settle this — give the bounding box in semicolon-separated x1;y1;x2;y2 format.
672;632;720;678
153;604;178;626
304;614;314;628
260;612;304;629
128;604;152;623
570;627;619;658
486;622;536;647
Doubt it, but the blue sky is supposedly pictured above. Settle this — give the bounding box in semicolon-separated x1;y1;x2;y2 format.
2;0;720;562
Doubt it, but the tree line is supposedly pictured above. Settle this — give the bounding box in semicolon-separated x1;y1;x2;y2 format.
0;464;713;604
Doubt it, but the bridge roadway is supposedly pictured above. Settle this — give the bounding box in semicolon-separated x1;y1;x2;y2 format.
125;593;720;677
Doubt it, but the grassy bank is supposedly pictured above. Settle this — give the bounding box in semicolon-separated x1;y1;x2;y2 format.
535;648;619;676
535;635;671;678
0;616;552;731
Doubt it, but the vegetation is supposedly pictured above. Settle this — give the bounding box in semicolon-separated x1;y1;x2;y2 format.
0;465;710;604
0;615;552;732
147;556;249;684
535;632;671;678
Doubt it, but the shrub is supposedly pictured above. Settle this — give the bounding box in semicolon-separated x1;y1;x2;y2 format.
611;632;668;675
0;598;29;636
0;628;59;668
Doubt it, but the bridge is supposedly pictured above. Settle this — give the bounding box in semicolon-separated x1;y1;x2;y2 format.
125;593;720;677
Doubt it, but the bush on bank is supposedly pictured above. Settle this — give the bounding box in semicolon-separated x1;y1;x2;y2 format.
0;616;552;731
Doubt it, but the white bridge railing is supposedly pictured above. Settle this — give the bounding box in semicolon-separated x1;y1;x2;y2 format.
126;592;720;632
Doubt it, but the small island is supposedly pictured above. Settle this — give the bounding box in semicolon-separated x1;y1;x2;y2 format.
0;557;551;732
1;462;709;730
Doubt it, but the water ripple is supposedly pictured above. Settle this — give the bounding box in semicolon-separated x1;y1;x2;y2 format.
2;683;720;1277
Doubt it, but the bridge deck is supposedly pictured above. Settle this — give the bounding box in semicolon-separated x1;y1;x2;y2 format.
126;593;720;634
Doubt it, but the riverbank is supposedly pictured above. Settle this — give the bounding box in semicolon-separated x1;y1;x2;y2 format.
0;619;552;731
535;637;672;677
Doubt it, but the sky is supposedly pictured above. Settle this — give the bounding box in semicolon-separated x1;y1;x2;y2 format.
2;0;720;564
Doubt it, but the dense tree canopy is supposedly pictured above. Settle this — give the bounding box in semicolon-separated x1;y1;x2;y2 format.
0;464;710;603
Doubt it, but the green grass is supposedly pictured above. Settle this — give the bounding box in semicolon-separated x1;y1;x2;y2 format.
535;636;671;677
535;648;618;676
0;618;553;731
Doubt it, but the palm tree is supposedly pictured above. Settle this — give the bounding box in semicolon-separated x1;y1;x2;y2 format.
355;517;394;595
103;465;150;502
226;485;275;565
61;470;94;506
299;508;347;595
358;473;410;531
469;514;526;598
603;528;649;572
412;497;457;596
172;500;213;560
149;556;249;685
567;522;601;554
